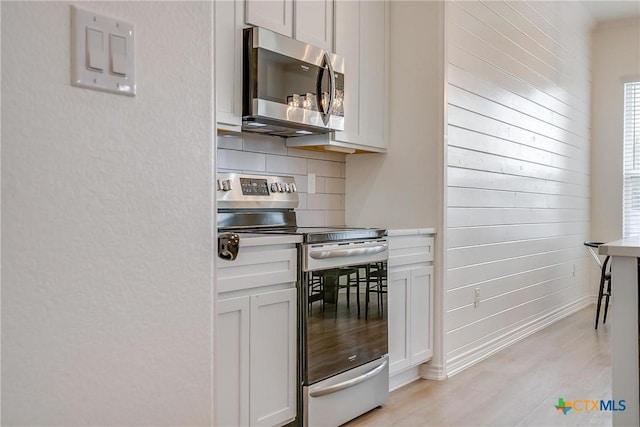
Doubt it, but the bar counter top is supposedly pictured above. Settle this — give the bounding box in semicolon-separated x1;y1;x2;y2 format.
599;236;640;257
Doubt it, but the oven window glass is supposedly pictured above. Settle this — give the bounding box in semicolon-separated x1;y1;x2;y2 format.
303;261;387;384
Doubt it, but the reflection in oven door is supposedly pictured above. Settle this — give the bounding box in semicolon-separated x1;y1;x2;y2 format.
302;261;388;385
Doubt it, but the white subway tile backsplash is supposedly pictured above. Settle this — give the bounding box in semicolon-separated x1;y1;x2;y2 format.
218;148;266;172
297;192;308;210
308;159;343;177
243;134;288;155
292;174;308;193
325;210;346;226
216;133;346;225
307;194;344;211
324;178;345;194
296;210;325;227
217;134;243;150
286;147;327;160
266;154;308;175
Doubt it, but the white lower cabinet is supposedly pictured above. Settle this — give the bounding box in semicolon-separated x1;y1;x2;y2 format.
218;296;250;427
216;236;300;427
388;265;434;375
218;288;297;427
249;288;297;426
387;231;435;387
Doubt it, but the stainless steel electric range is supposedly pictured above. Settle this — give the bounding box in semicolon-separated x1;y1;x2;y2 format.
217;172;389;426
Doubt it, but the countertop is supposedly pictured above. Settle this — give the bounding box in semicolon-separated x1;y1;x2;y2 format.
387;228;436;236
598;236;640;257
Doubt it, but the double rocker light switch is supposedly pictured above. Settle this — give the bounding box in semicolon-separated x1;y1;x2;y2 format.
109;34;127;76
71;6;136;96
86;27;105;72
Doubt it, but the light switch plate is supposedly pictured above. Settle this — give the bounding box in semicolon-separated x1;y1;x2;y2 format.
71;6;135;96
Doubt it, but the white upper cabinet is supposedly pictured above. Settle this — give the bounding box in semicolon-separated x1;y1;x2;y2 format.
245;0;294;37
333;0;389;152
246;0;332;49
215;0;245;131
226;0;389;153
294;0;334;51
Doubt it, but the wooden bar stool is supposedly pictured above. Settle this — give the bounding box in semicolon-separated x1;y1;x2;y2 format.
584;241;612;329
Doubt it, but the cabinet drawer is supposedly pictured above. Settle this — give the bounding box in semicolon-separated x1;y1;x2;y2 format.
388;235;434;268
218;247;297;293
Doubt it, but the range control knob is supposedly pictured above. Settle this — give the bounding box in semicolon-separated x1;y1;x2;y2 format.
284;183;291;193
221;179;232;191
270;182;278;193
290;183;297;193
277;182;284;193
216;179;223;191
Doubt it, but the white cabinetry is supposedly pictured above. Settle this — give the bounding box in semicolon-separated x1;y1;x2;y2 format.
215;0;245;131
245;0;332;50
249;288;296;426
216;0;334;133
245;0;293;37
333;0;388;152
387;231;435;390
289;0;389;153
294;0;333;51
216;236;300;427
218;296;250;427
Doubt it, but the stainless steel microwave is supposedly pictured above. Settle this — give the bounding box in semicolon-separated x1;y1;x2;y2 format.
242;27;345;137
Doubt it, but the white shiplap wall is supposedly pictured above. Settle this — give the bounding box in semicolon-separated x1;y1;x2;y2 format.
217;134;346;226
445;0;593;375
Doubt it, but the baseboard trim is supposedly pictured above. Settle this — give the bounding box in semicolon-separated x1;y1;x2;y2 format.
419;362;447;381
446;297;592;377
389;367;420;392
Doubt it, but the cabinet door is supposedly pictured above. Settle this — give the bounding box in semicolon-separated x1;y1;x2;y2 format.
388;268;411;375
409;266;434;365
333;0;360;144
215;0;244;130
294;0;333;51
245;0;293;37
217;296;251;427
333;0;388;151
356;0;387;150
249;288;297;426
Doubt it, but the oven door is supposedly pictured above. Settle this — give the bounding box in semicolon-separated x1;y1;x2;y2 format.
300;240;388;386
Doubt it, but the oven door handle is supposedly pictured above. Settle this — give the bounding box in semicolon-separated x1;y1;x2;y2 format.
309;244;388;260
309;359;388;398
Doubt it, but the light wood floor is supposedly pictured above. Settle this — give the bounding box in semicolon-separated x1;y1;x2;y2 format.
345;306;612;426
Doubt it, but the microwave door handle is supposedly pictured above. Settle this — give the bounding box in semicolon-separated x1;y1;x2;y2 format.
325;52;335;119
316;52;334;125
316;60;325;118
